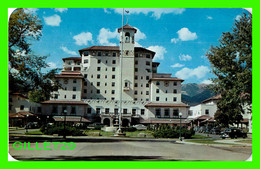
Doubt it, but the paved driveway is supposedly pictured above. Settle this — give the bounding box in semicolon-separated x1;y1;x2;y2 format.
9;140;251;161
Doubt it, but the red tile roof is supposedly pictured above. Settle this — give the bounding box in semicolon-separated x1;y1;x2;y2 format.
201;94;221;103
53;116;91;123
79;46;120;52
41;100;88;105
117;24;137;33
150;77;184;82
145;103;190;108
55;71;83;78
62;57;81;61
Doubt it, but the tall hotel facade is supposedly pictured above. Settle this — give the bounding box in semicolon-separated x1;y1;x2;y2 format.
41;24;190;127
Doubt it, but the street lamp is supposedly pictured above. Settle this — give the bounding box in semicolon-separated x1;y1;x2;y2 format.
179;112;182;141
26;114;29;133
63;109;67;139
206;118;209;137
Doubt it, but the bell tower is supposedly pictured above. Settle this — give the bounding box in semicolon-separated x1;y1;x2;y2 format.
117;24;137;101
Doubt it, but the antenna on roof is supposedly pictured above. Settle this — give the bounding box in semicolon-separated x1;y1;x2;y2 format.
125;10;129;25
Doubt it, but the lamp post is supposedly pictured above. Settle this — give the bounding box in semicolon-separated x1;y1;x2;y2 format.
206;118;209;137
179;112;182;141
63;109;67;139
26;114;29;133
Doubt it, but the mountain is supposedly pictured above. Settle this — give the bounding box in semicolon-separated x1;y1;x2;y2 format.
181;83;215;106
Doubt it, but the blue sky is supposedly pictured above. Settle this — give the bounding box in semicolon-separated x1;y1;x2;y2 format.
21;8;249;84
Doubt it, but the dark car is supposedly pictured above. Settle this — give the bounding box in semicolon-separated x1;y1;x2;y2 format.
221;128;247;139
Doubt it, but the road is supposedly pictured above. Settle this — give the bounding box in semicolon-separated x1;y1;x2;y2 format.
9;140;251;161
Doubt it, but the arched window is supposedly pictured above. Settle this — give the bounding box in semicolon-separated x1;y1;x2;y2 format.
125;32;130;43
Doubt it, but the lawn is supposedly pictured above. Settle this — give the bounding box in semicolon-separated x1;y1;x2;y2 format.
24;130;43;135
191;135;211;139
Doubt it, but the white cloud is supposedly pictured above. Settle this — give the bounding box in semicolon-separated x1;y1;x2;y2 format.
207;16;213;20
171;63;184;68
175;66;210;80
201;79;213;85
134;42;143;47
44;14;62;26
135;28;146;41
110;8;185;19
48;62;57;69
54;8;68;13
104;8;111;14
235;15;242;21
179;54;192;61
97;28;119;46
60;46;77;55
24;8;38;14
73;32;93;46
171;27;198;43
147;46;167;60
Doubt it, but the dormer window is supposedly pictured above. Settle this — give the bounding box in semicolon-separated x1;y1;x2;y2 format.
125;32;130;43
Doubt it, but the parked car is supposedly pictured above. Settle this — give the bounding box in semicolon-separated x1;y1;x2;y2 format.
24;122;39;129
210;127;221;135
133;124;147;130
221;128;247;139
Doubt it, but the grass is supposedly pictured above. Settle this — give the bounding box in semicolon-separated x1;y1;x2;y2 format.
235;140;252;144
191;135;211;139
186;139;227;144
24;130;43;135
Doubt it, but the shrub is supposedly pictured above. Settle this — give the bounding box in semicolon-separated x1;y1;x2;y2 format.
152;125;195;139
43;125;85;136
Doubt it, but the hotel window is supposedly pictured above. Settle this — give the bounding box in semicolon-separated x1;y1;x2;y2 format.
146;54;151;58
105;75;107;79
146;91;149;95
112;82;115;87
146;61;150;66
173;97;177;102
97;89;100;94
135;60;138;65
20;105;24;110
132;109;136;116
114;108;119;115
97;82;100;86
146;83;149;88
111;97;115;100
173;109;179;117
135;68;138;72
156;97;160;101
123;109;127;114
134;83;138;87
113;52;116;57
141;109;145;115
112;67;116;71
97;59;101;64
84;74;88;78
54;94;58;99
135;76;138;80
173;89;177;93
84;59;88;63
105;83;107;86
146;76;149;80
84;51;89;56
97;67;101;71
96;108;101;114
156;81;160;85
164;109;170;117
111;90;115;94
87;108;92;114
105;108;109;114
165;90;168;93
205;109;209;115
73;87;76;91
98;52;102;56
156;89;159;93
173;81;177;86
97;74;101;79
165;98;168;101
71;107;76;115
73;79;77;83
112;60;116;64
72;95;76;99
112;75;115;79
84;89;87;93
134;90;138;95
155;109;161;117
105;52;109;56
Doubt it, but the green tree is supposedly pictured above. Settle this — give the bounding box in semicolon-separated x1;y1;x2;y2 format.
206;13;252;127
9;8;60;102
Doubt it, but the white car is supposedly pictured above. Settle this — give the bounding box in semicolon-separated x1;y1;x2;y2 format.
133;124;147;130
